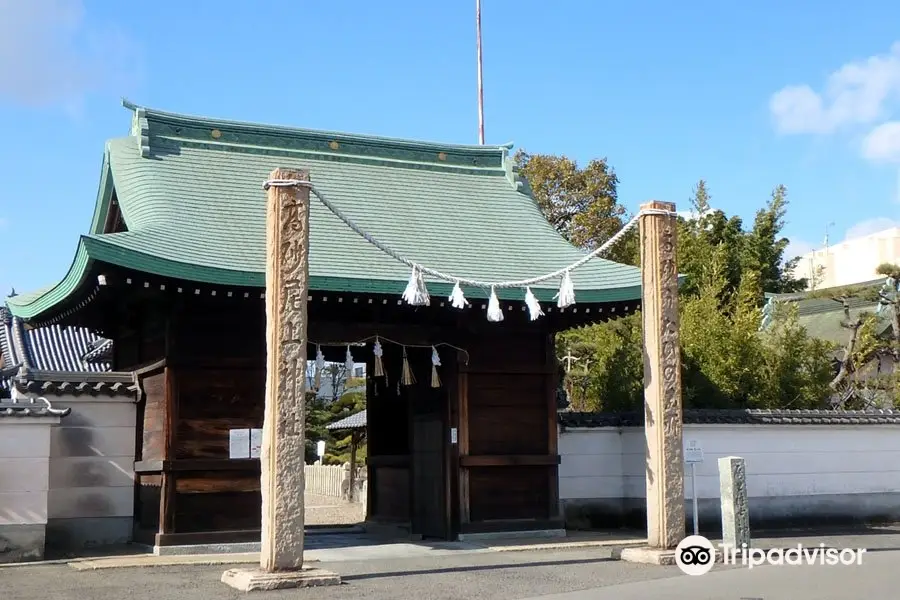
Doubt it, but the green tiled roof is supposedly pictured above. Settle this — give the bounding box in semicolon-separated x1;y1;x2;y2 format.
8;102;642;320
765;285;892;345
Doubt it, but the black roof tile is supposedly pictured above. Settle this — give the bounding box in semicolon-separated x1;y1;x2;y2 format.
558;408;900;428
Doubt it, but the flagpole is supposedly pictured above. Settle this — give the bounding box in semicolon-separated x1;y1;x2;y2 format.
476;0;485;145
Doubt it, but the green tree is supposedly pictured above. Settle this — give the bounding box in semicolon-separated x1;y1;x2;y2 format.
742;185;807;295
680;257;765;407
559;313;643;412
514;150;637;265
677;180;746;299
305;391;331;463
753;302;836;409
540;171;835;411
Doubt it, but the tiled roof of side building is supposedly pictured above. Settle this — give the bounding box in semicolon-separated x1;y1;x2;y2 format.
8;101;645;321
296;407;900;431
1;306;112;372
0;305;132;399
559;409;900;427
762;280;892;345
326;409;367;430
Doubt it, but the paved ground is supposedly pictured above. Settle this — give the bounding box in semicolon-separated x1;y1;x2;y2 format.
6;544;896;600
304;493;364;526
524;549;897;600
2;548;669;600
4;528;898;599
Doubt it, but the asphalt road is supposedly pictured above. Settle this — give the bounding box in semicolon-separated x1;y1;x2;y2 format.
2;545;893;600
526;547;896;600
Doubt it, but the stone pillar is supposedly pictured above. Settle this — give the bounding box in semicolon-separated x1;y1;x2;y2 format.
718;456;750;549
639;200;685;550
222;169;339;591
259;167;311;571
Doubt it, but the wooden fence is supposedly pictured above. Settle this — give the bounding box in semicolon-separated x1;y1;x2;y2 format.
305;464;344;497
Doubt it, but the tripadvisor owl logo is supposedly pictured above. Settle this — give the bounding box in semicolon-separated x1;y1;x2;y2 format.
675;535;716;576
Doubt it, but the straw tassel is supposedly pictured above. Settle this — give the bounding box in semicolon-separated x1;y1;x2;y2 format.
314;345;325;391
401;346;416;385
345;345;355;375
431;346;442;388
373;338;385;378
402;266;430;306
524;287;544;320
449;280;469;309
486;286;504;322
554;270;575;308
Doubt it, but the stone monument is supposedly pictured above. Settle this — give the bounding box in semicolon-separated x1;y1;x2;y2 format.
718;456;750;550
222;168;340;591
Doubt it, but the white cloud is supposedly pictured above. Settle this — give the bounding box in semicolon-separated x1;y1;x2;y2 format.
844;217;900;240
862;121;900;163
770;42;900;135
0;0;138;110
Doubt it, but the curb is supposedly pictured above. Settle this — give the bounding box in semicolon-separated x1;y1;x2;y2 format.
489;540;645;553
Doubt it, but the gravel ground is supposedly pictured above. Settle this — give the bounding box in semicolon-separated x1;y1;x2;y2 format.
304;492;365;526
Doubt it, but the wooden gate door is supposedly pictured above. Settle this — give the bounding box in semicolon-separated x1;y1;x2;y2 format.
409;354;450;539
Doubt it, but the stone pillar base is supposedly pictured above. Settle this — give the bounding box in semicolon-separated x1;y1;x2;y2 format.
616;547;677;565
221;567;341;591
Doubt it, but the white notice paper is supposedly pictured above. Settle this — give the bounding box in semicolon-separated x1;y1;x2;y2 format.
250;428;263;458
229;428;250;459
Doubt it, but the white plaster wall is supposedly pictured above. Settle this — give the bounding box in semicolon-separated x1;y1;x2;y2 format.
0;419;56;526
792;227;900;289
47;396;137;527
559;424;900;502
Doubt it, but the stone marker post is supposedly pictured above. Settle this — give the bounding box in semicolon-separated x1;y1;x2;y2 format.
718;456;750;550
639;200;685;550
222;168;340;591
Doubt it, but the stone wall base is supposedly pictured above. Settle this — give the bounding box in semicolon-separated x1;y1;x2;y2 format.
563;493;900;533
0;524;46;563
46;517;132;552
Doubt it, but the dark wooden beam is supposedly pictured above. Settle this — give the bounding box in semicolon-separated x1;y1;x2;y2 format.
459;455;560;467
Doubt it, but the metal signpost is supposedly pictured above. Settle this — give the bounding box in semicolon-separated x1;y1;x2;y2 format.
684;439;704;536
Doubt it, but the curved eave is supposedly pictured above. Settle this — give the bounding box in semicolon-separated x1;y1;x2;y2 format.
9;243;654;324
10;232;693;321
7;240;95;320
81;234;647;303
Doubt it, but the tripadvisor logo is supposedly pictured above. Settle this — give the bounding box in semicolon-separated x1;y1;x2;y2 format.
675;535;867;575
675;535;716;576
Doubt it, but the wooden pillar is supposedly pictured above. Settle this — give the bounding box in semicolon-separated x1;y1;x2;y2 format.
222;169;340;590
639;200;685;550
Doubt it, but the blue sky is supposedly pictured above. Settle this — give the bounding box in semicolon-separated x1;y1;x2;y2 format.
2;0;900;296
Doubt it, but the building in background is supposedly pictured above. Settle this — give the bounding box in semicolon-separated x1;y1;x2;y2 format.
792;227;900;290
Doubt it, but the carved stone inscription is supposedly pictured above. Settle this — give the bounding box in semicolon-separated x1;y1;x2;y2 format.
261;168;310;572
719;456;751;548
640;201;685;550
